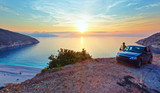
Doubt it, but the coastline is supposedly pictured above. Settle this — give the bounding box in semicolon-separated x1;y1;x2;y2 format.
0;64;41;87
0;41;39;50
0;28;39;50
0;56;160;92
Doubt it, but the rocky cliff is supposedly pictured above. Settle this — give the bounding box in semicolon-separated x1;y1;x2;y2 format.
0;28;39;49
136;32;160;53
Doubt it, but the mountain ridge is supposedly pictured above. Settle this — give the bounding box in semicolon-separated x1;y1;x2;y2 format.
0;28;39;49
136;32;160;53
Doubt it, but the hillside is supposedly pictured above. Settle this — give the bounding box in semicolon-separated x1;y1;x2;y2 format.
0;29;39;49
136;32;160;53
1;57;160;93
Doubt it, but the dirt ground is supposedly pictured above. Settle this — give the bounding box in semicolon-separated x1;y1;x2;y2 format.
0;56;160;93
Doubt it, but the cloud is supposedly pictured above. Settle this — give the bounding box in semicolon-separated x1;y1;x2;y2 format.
106;0;126;10
31;0;118;27
27;0;160;32
31;0;83;21
136;2;160;10
0;5;12;12
126;2;137;7
48;31;146;37
0;5;19;15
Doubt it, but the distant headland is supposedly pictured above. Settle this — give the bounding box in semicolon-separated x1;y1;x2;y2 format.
136;32;160;54
0;28;39;50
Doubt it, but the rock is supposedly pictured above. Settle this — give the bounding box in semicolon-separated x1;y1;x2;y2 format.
0;28;39;50
136;32;160;53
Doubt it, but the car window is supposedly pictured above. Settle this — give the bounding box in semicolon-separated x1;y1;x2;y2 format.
144;47;147;52
123;46;144;53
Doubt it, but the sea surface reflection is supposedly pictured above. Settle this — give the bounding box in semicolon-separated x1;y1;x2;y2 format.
0;36;144;68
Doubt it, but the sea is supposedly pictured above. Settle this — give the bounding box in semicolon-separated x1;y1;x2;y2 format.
0;36;144;68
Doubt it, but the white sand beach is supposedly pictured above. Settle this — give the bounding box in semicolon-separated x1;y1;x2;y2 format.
0;64;41;87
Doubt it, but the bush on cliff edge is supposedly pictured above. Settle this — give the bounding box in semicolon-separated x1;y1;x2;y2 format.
41;48;92;72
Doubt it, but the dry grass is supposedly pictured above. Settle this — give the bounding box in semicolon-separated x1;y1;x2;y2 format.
154;55;160;57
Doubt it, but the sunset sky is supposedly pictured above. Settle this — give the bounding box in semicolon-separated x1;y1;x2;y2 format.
0;0;160;35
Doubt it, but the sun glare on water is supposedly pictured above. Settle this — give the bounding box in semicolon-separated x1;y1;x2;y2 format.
75;20;88;33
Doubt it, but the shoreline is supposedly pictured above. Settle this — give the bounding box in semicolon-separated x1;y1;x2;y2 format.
0;64;41;87
0;56;160;92
0;55;159;88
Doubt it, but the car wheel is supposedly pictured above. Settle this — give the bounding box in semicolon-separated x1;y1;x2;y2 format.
137;60;142;68
116;58;119;63
116;60;119;63
148;58;152;64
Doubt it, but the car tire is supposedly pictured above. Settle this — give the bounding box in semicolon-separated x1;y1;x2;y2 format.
116;60;119;62
137;60;142;68
116;58;119;63
148;58;152;64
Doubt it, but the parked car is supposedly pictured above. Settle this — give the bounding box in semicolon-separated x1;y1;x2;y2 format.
116;45;153;67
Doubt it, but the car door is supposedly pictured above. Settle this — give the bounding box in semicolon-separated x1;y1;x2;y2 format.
142;47;148;63
146;47;152;62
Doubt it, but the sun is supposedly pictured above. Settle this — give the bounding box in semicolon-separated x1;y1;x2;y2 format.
75;20;88;33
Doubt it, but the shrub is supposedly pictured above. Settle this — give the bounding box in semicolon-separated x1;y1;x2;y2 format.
47;48;92;69
41;68;48;73
35;73;39;76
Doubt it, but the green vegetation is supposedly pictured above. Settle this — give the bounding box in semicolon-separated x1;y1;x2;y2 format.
41;48;92;73
41;68;48;73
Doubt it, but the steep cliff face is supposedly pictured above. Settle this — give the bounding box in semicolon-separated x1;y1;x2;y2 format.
0;29;39;49
136;32;160;53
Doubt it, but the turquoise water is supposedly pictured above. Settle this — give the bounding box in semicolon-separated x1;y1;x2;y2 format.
0;36;144;68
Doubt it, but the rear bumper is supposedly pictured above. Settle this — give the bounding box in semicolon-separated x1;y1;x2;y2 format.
116;56;139;66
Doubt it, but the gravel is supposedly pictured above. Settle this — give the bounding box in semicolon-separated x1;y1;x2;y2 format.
1;57;160;93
